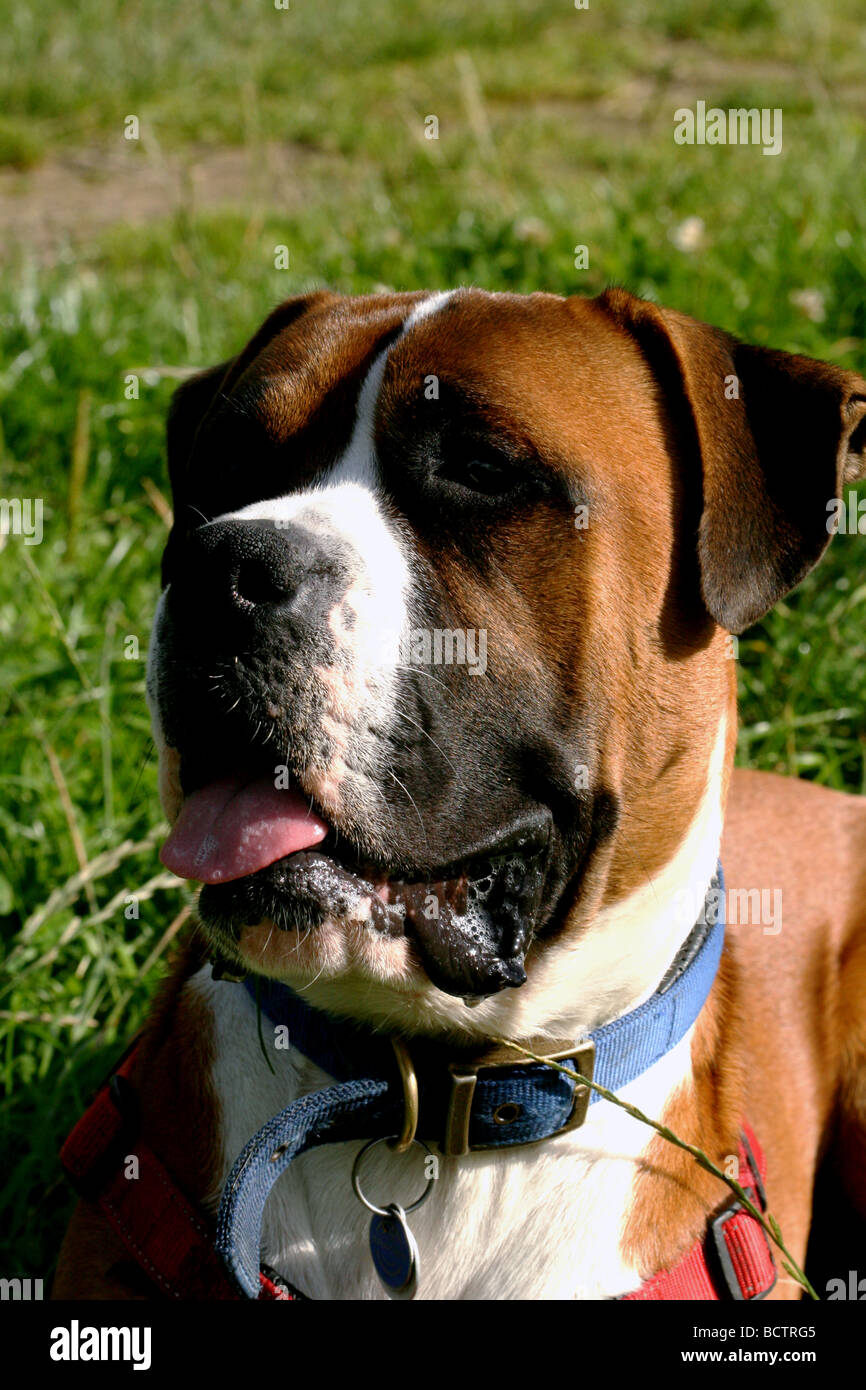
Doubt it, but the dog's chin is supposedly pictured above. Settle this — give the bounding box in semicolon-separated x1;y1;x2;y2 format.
197;832;550;1000
219;914;422;997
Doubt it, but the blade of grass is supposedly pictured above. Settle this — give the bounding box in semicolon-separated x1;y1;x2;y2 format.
20;548;92;693
98;599;121;837
44;741;97;915
66;387;91;562
15;824;166;947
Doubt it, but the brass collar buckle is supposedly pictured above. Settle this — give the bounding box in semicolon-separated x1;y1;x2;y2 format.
442;1041;596;1157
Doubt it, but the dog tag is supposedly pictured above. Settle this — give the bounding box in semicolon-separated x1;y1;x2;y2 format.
369;1202;419;1300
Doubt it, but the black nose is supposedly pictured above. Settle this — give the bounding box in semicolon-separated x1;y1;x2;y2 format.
168;518;346;635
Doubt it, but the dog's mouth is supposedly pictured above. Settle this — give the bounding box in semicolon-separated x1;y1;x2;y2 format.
160;771;550;998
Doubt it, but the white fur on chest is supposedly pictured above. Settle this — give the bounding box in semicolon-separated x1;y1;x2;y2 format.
191;966;693;1300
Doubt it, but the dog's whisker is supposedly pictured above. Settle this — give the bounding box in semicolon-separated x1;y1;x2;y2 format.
393;662;452;692
296;955;328;990
387;768;428;851
390;705;458;773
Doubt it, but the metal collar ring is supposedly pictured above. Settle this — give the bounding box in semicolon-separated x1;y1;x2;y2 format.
351;1136;435;1217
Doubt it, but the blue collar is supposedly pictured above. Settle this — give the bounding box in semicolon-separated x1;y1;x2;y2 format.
215;866;725;1297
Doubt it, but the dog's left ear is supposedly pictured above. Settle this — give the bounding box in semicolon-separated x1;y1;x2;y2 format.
161;359;237;585
165;292;339;497
161;292;339;585
597;288;866;633
166;359;236;493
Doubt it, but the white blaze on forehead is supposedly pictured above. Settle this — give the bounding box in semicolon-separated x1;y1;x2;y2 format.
333;290;455;490
218;288;455;573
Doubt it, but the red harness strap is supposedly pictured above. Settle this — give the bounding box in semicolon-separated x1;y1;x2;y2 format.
61;1047;774;1301
622;1124;776;1301
60;1042;295;1301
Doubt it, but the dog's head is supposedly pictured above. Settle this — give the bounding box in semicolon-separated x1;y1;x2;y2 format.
148;288;866;1037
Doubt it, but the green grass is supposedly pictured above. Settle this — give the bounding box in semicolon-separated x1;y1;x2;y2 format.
1;0;865;1283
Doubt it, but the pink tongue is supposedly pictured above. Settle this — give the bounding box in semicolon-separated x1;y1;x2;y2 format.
160;776;330;884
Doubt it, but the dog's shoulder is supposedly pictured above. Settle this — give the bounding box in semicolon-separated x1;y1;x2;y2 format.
722;766;866;1045
724;766;866;914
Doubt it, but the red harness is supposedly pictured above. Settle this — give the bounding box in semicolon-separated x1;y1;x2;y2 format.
60;1042;776;1301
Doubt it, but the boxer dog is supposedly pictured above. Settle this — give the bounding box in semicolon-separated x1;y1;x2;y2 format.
54;288;866;1300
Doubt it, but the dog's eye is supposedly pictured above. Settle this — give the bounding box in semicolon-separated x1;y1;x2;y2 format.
437;455;522;496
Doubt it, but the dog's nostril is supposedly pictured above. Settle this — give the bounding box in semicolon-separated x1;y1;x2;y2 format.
234;558;290;607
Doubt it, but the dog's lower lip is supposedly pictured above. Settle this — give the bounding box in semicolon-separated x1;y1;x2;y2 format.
198;814;550;998
201;846;469;938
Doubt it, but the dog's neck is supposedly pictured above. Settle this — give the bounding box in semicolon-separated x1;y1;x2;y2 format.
181;718;730;1299
190;958;713;1298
